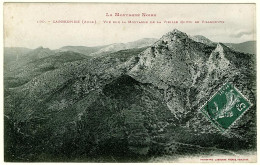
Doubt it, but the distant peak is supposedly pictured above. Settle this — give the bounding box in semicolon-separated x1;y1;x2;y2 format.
36;46;44;49
192;35;211;41
133;38;158;43
139;38;157;40
190;35;215;46
33;46;51;53
193;35;207;38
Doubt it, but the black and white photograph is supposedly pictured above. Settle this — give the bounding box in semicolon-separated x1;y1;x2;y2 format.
2;2;257;163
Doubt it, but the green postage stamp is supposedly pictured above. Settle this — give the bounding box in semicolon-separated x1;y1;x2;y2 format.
200;82;252;132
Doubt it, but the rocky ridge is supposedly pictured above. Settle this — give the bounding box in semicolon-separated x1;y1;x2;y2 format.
4;29;256;162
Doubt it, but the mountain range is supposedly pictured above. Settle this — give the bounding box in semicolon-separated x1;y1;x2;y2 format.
4;29;256;162
57;38;158;56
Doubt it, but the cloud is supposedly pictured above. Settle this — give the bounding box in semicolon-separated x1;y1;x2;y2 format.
230;31;253;38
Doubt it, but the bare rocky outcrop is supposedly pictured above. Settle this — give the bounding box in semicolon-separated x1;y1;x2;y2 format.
4;29;256;162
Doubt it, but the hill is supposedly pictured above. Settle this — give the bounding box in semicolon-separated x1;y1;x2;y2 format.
4;30;256;162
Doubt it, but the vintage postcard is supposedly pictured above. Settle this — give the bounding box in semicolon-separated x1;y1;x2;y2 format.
3;2;257;163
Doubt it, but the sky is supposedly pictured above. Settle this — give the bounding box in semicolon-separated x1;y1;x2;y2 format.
4;3;256;49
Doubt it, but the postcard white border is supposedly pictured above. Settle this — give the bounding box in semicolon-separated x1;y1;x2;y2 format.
0;0;259;164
